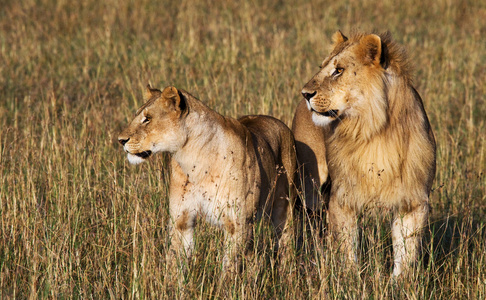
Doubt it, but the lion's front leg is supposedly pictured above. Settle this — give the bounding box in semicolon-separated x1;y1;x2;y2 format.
327;197;358;268
391;201;428;277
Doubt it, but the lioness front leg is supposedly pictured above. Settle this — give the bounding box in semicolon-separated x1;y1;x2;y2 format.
327;197;358;267
391;201;428;277
221;216;253;274
166;160;197;271
166;207;197;273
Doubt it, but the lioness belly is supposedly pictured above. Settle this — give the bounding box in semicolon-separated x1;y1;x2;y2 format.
192;180;258;229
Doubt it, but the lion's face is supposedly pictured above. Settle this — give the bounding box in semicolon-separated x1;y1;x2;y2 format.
302;31;386;127
118;86;187;164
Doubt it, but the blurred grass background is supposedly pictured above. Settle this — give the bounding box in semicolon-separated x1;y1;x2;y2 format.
0;0;485;298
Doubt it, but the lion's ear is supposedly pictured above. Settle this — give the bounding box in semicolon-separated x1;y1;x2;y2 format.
162;86;186;112
358;34;382;66
332;30;348;45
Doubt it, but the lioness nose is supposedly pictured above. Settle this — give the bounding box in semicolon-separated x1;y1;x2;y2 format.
302;91;317;101
118;138;129;146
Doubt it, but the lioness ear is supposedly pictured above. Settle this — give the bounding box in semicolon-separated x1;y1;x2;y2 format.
162;86;178;99
332;30;348;45
144;84;152;100
144;84;162;100
162;86;186;112
359;34;382;66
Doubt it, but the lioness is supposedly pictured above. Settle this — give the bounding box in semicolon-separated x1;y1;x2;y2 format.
119;85;297;272
293;31;436;277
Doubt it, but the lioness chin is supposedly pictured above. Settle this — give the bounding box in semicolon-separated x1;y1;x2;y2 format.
292;31;436;277
119;85;297;273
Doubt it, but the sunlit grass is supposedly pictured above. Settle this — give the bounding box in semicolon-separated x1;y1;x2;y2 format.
0;0;485;298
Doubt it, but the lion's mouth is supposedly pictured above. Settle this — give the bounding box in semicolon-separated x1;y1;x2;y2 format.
311;108;339;117
134;151;152;158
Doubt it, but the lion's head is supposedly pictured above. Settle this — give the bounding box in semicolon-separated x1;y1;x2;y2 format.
302;31;390;129
118;85;187;164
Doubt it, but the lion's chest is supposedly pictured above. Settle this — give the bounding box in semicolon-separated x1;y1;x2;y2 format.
327;137;404;208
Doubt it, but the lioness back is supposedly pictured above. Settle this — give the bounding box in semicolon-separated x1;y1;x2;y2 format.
239;115;298;219
239;115;297;173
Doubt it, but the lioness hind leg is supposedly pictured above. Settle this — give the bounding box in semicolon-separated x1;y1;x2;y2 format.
271;182;296;258
327;198;358;267
272;199;292;257
391;201;428;277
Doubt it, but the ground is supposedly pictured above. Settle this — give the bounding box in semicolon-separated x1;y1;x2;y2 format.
0;0;485;298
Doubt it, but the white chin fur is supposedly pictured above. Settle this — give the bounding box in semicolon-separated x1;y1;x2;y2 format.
312;112;334;127
305;100;312;110
127;153;145;165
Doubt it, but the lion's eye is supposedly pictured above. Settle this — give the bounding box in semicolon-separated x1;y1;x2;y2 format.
332;68;344;77
142;116;151;124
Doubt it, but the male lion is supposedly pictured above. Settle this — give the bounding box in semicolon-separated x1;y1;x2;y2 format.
292;31;436;277
118;85;297;272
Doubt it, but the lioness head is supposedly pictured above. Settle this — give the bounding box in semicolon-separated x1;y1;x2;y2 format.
302;31;388;127
118;85;187;164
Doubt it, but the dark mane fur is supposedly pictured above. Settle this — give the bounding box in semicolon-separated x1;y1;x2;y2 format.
333;31;414;84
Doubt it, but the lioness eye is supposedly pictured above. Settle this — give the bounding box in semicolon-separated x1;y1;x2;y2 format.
332;68;344;77
142;116;150;124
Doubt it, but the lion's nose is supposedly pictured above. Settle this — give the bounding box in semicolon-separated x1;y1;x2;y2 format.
118;138;130;146
302;91;317;101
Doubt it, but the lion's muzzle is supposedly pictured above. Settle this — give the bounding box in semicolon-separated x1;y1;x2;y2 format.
311;108;339;117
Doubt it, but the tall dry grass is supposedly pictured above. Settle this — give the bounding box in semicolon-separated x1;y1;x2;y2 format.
0;0;485;298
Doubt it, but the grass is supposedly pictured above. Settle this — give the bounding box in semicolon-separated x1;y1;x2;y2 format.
0;0;485;298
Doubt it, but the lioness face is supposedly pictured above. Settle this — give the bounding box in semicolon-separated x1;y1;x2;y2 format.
118;86;187;164
302;31;385;127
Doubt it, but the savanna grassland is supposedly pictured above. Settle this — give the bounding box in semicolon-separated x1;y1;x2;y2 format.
1;0;485;298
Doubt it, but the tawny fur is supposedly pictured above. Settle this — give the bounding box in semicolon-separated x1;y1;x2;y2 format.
119;86;297;273
293;31;436;277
